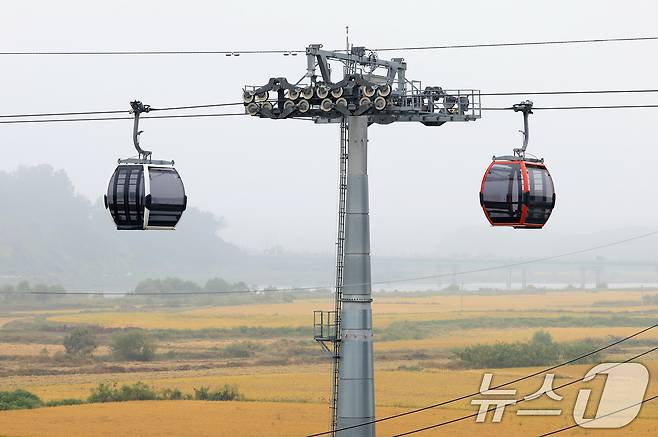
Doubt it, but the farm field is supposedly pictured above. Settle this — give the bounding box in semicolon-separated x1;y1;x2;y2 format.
45;290;658;330
1;288;658;436
1;399;657;437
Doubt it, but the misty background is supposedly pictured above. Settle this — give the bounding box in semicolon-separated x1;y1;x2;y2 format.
1;1;657;290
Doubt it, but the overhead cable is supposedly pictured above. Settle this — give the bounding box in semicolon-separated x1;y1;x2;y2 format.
307;328;658;436
2;229;657;296
391;346;658;436
3;92;658;120
2;36;657;56
373;36;658;52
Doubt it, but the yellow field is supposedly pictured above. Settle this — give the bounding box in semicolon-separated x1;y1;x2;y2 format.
0;343;63;356
0;385;657;436
0;317;21;328
44;290;657;330
3;289;658;436
0;399;657;437
4;358;658;412
375;326;658;351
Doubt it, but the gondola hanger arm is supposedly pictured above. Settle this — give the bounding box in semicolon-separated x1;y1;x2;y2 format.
130;100;152;160
512;100;533;158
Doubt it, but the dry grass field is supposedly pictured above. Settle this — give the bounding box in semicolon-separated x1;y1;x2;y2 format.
0;317;21;328
1;289;658;436
45;290;658;330
1;400;657;437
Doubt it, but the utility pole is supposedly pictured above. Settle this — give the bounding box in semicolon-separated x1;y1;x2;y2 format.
242;43;481;436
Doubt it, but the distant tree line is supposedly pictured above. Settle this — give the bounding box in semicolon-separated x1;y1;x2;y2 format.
0;280;66;293
0;281;66;300
0;382;242;411
134;277;249;294
453;330;605;368
62;327;156;362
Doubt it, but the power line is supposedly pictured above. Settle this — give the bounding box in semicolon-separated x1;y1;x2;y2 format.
0;228;658;296
538;394;658;436
306;324;658;436
2;229;657;296
373;36;658;52
392;346;658;436
368;230;658;287
18;289;270;296
2;36;657;56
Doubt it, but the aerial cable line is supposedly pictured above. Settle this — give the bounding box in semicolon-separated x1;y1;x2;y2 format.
0;89;658;118
373;35;658;52
0;49;305;56
5;103;658;123
306;327;658;436
480;89;658;96
3;96;658;121
0;102;245;119
391;346;658;437
482;104;658;111
148;102;245;111
538;394;658;436
2;229;657;296
1;36;657;56
0;112;246;124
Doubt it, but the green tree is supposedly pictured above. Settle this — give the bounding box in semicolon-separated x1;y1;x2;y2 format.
63;327;98;357
110;330;156;361
134;277;202;294
205;278;249;292
204;277;231;291
0;390;43;410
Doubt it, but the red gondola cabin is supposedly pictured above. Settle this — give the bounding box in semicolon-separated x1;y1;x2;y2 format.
479;157;555;229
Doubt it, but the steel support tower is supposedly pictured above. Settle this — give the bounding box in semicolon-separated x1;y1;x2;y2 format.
336;115;374;435
243;43;481;436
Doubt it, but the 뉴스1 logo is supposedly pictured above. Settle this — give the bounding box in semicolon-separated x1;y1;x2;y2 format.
472;362;649;428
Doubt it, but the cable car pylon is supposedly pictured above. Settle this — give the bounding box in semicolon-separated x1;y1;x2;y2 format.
244;43;480;437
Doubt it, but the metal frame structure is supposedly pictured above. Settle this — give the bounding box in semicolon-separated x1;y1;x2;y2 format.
243;44;481;126
243;43;481;437
493;99;536;161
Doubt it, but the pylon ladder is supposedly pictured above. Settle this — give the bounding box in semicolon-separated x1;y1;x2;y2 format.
329;118;348;434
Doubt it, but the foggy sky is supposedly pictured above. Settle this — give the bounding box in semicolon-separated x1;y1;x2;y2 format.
1;1;657;257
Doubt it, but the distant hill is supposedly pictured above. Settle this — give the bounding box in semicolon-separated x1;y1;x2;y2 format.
1;166;655;292
0;165;242;291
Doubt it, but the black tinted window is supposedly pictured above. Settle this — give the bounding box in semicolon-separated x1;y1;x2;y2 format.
149;167;185;206
106;165;145;229
527;166;554;205
526;165;555;225
481;163;523;223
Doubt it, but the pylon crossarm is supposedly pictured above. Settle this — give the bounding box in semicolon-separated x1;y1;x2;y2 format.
242;44;481;125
